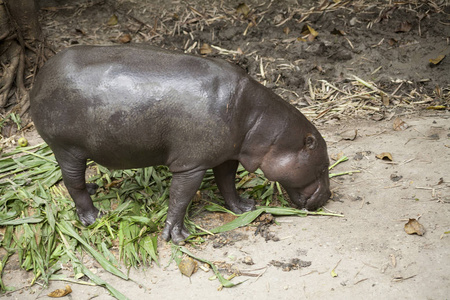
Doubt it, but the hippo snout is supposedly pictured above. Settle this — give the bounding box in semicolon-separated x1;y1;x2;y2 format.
286;175;331;211
304;184;331;211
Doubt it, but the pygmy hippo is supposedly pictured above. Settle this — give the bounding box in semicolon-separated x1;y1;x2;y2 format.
30;44;331;244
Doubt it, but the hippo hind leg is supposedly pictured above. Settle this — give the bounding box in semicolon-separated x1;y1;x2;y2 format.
213;160;256;214
54;149;101;226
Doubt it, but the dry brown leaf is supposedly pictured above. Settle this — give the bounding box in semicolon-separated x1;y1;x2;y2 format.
75;28;86;35
404;219;425;236
395;21;412;33
200;43;212;55
340;129;358;141
301;24;319;42
119;34;132;44
382;93;390;106
429;54;445;65
393;118;409;131
283;27;290;35
236;3;250;17
48;285;72;298
105;179;123;189
435;85;442;98
331;151;345;161
426;105;446;110
107;14;118;26
331;28;346;36
307;25;319;37
178;256;198;277
376;152;393;161
388;38;398;46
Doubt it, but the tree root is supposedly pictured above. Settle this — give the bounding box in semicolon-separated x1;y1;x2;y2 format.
0;0;49;115
0;42;22;109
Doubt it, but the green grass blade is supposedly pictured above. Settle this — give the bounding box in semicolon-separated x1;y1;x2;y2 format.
62;240;129;300
57;220;128;280
0;217;44;226
208;209;265;234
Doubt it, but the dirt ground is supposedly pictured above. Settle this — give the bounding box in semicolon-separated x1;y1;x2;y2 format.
3;114;450;299
1;0;450;299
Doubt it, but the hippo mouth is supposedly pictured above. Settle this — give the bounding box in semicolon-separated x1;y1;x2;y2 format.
287;181;331;211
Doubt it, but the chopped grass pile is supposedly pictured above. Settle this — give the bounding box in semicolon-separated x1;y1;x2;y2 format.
0;143;347;297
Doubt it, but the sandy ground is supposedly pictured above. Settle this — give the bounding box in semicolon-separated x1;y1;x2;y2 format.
2;112;449;299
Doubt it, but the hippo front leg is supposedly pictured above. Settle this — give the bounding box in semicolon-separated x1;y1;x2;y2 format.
213;160;255;214
162;169;206;244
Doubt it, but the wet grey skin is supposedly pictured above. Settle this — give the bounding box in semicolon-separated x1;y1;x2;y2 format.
30;44;331;244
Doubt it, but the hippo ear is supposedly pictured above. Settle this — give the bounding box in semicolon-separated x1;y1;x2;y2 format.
305;134;317;150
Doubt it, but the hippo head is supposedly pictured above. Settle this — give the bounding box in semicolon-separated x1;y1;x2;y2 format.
260;132;331;211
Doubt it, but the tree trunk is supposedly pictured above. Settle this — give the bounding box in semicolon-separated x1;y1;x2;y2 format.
0;0;46;117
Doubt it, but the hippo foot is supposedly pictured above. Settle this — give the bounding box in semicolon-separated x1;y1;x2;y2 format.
77;207;103;226
226;197;256;214
86;183;99;195
162;220;191;245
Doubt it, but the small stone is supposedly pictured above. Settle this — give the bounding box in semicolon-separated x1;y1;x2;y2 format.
243;256;254;265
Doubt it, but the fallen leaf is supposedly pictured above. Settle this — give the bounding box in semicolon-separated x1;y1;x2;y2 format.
200;43;212;55
331;28;346;36
236;3;250;17
119;33;132;43
382;93;390;106
75;28;86;35
307;25;319;37
395;21;412;33
315;64;324;73
48;285;72;298
434;85;442;98
301;24;319;42
388;38;398;46
331;269;338;277
105;179;123;189
404;218;425;236
107;14;118;26
429;54;445;66
178;256;198;277
243;256;254;265
376;152;393;161
340;129;358;141
426;105;446;110
283;27;290;35
331;151;345;161
393;118;409;131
